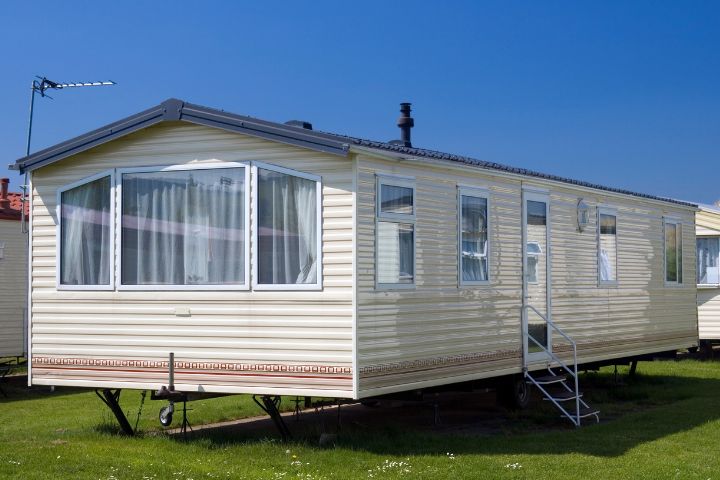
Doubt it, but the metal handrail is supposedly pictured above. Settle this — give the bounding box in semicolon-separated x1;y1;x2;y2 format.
523;304;581;426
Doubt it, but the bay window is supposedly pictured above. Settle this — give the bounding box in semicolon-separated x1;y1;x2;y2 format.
697;237;720;286
376;175;415;288
58;172;113;289
58;162;324;291
253;164;322;289
120;165;248;288
458;187;489;285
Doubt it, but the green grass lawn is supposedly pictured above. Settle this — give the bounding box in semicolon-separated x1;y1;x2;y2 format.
1;359;720;479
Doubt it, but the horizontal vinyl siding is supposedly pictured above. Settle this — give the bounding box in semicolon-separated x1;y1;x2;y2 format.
548;188;697;365
0;219;26;357
698;288;720;340
356;154;697;397
697;210;720;233
29;123;354;397
696;210;720;340
356;156;524;396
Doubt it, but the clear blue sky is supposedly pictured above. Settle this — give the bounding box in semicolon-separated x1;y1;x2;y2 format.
2;1;718;203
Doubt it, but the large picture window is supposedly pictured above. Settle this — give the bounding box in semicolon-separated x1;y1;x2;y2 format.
57;162;324;292
253;164;321;290
58;173;113;289
376;176;415;288
598;208;617;284
458;187;489;285
664;218;683;285
120;165;248;288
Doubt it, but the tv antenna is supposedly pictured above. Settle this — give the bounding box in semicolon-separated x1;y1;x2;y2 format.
21;76;116;232
26;76;116;155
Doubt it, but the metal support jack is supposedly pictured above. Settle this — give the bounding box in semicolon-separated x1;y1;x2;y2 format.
95;389;135;436
179;400;192;436
253;395;291;441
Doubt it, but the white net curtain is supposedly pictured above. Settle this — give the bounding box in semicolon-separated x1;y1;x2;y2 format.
60;176;112;285
256;168;318;285
121;168;246;286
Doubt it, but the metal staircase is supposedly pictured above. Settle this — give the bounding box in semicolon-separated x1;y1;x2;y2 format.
523;305;600;426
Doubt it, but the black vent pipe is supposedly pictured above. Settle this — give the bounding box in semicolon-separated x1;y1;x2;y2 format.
397;103;414;147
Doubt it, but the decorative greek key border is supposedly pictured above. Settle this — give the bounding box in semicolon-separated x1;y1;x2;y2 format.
32;357;352;375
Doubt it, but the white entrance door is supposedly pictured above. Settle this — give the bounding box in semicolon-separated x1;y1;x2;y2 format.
522;190;552;364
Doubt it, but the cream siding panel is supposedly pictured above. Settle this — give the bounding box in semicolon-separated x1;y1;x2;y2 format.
29;123;354;397
697;210;720;233
356;154;698;397
696;209;720;340
698;288;720;340
0;219;27;357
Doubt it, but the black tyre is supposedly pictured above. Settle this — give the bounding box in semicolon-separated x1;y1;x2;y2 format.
700;340;714;359
497;375;531;410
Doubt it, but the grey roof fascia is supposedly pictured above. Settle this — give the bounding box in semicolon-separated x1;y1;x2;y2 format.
12;98;350;174
11;103;168;173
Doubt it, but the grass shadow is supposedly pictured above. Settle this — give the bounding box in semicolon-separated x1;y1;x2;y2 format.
164;361;720;458
0;378;89;404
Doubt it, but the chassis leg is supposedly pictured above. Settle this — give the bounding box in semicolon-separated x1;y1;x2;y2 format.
253;395;291;441
629;360;638;377
95;389;135;436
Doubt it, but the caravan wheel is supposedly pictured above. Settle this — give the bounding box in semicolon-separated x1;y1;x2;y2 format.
497;375;531;410
159;405;174;427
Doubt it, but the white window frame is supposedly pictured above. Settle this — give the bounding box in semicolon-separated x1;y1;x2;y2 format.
697;235;720;287
56;170;116;291
116;162;251;291
597;206;618;287
663;217;683;286
0;241;5;260
457;185;490;287
375;174;416;290
251;161;323;291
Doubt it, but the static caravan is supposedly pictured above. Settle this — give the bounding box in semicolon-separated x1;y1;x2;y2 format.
0;178;27;359
11;99;698;429
695;204;720;351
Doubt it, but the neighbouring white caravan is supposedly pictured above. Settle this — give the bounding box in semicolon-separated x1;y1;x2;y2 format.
12;99;698;428
0;178;27;359
695;204;720;348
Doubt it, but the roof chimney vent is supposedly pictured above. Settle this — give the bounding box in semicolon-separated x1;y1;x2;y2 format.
0;178;9;210
285;120;313;130
396;102;414;147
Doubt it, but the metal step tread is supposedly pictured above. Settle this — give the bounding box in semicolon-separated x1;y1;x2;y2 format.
544;390;583;401
577;406;600;418
562;407;600;420
528;374;566;385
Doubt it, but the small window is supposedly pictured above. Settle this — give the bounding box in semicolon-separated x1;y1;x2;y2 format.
664;218;683;285
121;165;248;288
697;237;720;285
58;173;113;288
458;188;489;285
0;241;5;259
598;209;617;284
253;163;322;290
376;176;415;288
